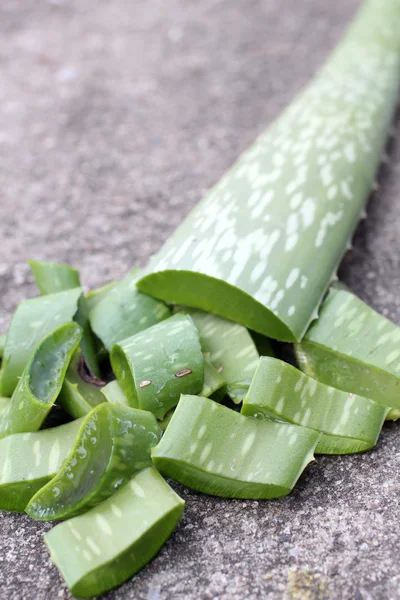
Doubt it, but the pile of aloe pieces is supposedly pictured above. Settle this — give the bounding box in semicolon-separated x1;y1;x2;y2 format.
1;0;400;597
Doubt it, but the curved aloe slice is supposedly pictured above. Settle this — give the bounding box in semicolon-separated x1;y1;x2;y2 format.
89;269;170;351
152;395;319;499
0;288;81;397
0;418;82;511
295;286;400;409
200;353;226;398
26;403;161;520
242;357;387;454
175;307;262;402
85;281;116;313
0;323;81;439
101;380;130;406
44;467;184;598
58;350;106;419
111;314;204;420
137;0;400;341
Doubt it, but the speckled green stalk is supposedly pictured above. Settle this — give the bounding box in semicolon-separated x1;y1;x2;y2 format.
152;395;320;499
111;314;204;420
58;350;106;419
44;467;184;598
137;0;400;342
242;357;387;454
0;418;83;512
0;323;81;439
295;287;400;409
89;269;170;351
26;402;161;521
174;307;263;402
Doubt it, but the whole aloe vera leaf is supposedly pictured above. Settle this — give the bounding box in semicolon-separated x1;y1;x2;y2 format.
89;269;171;352
175;307;262;403
295;287;400;409
152;395;320;499
58;350;106;419
0;418;83;512
0;323;82;439
137;0;400;342
26;403;161;521
0;288;82;397
242;357;387;455
44;467;184;598
111;314;204;420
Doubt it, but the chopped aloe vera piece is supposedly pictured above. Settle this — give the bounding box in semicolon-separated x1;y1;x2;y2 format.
175;307;261;403
0;288;81;397
0;397;10;416
137;0;400;341
111;314;204;420
0;323;81;439
386;408;400;421
0;418;83;511
89;269;170;351
28;260;80;294
296;287;400;409
101;380;130;406
45;467;184;598
152;395;319;499
159;408;175;432
200;354;226;398
86;280;117;312
0;334;6;359
26;402;161;520
58;350;106;419
242;357;387;454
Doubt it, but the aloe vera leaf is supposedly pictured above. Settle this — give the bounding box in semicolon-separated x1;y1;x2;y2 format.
0;323;81;439
0;418;83;512
175;307;261;403
0;334;6;359
26;402;161;520
57;350;106;419
85;280;116;313
89;269;171;352
152;395;320;499
295;287;400;409
44;467;184;598
200;354;226;398
137;0;400;342
385;408;400;422
0;288;82;397
101;380;130;406
111;314;204;420
242;357;387;455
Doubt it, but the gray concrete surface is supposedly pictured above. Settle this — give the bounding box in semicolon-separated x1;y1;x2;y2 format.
1;1;400;599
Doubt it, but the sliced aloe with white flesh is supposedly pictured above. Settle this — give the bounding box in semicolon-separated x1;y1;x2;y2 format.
58;350;106;419
0;323;82;439
137;0;400;342
174;307;262;402
89;269;171;351
296;286;400;409
26;402;161;520
152;395;320;499
242;357;387;454
0;418;83;511
45;467;185;598
111;314;204;420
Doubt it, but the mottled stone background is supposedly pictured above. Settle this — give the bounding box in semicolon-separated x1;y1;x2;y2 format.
0;0;399;599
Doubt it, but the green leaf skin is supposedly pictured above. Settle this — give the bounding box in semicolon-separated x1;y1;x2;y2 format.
26;403;161;521
85;280;116;313
175;307;261;403
0;323;82;439
0;419;83;512
0;397;9;415
111;314;204;420
44;467;184;598
152;395;320;499
28;260;81;294
137;0;400;342
242;357;387;455
295;287;400;409
58;351;106;419
89;270;171;352
101;380;130;406
200;354;226;398
0;288;81;397
0;334;6;359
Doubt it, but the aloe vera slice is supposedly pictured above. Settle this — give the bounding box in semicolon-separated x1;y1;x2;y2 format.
152;395;319;499
85;281;116;313
0;397;9;415
111;314;204;420
295;287;400;409
89;269;170;351
44;467;184;598
58;350;106;419
101;380;130;406
0;288;82;397
242;357;387;454
175;307;262;403
200;354;226;398
137;0;400;342
0;323;81;439
0;418;83;511
26;402;161;520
